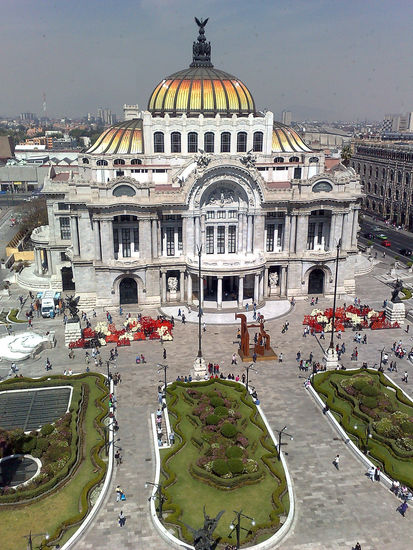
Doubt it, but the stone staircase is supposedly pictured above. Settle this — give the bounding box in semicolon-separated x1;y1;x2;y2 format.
77;293;97;311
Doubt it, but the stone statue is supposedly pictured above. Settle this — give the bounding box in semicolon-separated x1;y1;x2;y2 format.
269;272;279;287
195;150;211;170
207;189;235;206
240;149;256;168
391;279;404;303
168;277;178;292
65;295;80;322
183;507;224;550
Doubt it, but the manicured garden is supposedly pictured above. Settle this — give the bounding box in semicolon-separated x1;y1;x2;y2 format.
160;380;289;547
0;373;109;550
313;369;413;487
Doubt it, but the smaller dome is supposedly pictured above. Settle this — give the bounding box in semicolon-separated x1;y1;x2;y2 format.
272;122;311;153
87;119;143;155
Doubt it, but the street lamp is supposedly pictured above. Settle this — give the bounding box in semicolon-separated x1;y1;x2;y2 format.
145;481;164;519
157;363;168;393
228;510;255;549
197;244;203;360
23;531;49;550
106;360;116;387
244;363;257;394
329;238;341;352
354;424;372;454
275;426;293;460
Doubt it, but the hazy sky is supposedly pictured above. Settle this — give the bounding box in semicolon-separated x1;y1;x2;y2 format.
2;0;413;121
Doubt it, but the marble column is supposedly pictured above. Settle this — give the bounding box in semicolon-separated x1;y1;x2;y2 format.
334;214;344;247
259;269;264;300
280;266;287;296
182;217;187;256
254;273;259;303
217;276;223;309
283;214;290;251
329;214;336;249
237;213;243;252
156;220;161;258
341;212;351;250
180;271;185;301
194;216;201;255
200;214;206;251
296;213;309;252
264;266;269;297
71;216;80;256
238;276;244;308
46;249;53;275
161;271;167;303
253;214;265;253
34;248;42;275
93;220;102;261
151;219;158;258
187;272;193;304
247;215;253;253
351;209;359;247
289;214;297;253
101;220;113;263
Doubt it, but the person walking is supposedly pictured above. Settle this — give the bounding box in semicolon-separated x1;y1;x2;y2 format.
163;348;167;360
333;454;340;469
367;466;375;481
118;510;126;527
399;500;408;517
203;321;206;333
231;353;237;365
116;485;123;501
279;352;283;363
354;543;362;550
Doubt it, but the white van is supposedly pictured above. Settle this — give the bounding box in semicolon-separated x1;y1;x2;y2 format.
40;290;59;317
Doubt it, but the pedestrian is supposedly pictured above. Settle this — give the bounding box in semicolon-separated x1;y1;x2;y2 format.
309;351;313;362
118;510;126;527
406;324;410;333
252;351;257;363
367;466;375;481
169;431;175;445
296;351;301;362
115;450;121;465
119;306;123;316
68;349;75;359
231;353;237;365
242;373;246;384
163;348;167;360
320;330;325;339
354;543;362;550
182;313;186;324
116;485;123;501
178;308;181;317
374;467;381;482
279;352;283;363
333;454;340;469
402;371;408;383
399;500;408;517
203;322;206;332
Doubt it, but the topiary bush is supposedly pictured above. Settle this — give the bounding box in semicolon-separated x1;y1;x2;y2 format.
36;437;49;452
21;437;37;454
221;422;237;438
226;445;243;459
212;458;229;476
40;424;54;436
228;458;244;474
210;397;225;408
361;385;379;397
401;421;413;434
361;395;378;409
214;406;228;417
205;414;219;426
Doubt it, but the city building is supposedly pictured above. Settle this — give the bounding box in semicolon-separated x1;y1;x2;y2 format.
25;20;362;306
382;112;413;133
281;110;292;126
351;141;413;228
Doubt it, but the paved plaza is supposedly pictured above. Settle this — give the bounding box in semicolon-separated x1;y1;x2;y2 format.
0;258;413;549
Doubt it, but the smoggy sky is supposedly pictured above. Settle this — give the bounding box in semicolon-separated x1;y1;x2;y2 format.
1;0;413;122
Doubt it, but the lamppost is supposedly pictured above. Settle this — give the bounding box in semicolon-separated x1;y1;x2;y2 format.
23;531;49;550
197;244;203;360
324;239;341;369
379;347;386;370
145;481;164;519
275;425;293;460
244;363;256;394
157;363;168;393
228;510;255;549
106;360;115;387
354;423;372;454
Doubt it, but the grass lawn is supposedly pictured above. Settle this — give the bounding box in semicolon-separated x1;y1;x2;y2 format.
313;369;413;487
0;373;108;550
160;380;288;547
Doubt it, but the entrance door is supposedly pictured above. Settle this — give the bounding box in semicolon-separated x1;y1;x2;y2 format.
61;267;75;291
119;277;138;304
308;269;324;294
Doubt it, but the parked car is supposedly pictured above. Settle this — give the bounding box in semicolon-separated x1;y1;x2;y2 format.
381;240;391;247
364;232;375;240
399;248;413;256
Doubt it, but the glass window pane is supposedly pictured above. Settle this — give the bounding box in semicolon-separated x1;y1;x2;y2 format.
206;226;214;254
237;132;247;153
228;225;236;253
59;217;71;240
166;227;175;256
188;132;198;153
171;132;181;153
217;226;225;254
122;228;131;257
266;224;274;252
253;131;263;152
204;132;214;153
221;132;231;153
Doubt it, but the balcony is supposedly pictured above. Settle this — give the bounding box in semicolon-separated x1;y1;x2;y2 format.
31;225;50;245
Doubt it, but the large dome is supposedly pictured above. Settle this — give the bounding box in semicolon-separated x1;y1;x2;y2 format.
148;18;255;117
87;119;143;155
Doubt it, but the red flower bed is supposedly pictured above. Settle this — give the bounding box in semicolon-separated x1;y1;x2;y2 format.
69;338;86;348
117;339;130;346
83;328;96;339
133;332;146;340
149;332;160;339
106;334;119;343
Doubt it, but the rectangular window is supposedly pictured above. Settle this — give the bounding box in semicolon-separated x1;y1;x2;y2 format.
266;224;274;252
133;227;139;252
217;226;225;254
121;228;131;257
166;227;175;256
58;202;69;210
188;132;198;153
317;223;323;244
113;228;119;254
206;226;214;254
217;210;226;219
204;132;214;153
221;132;231;153
277;223;283;247
228;210;237;218
59;217;71;240
60;251;69;261
228;225;236;253
206;211;215;219
178;226;183;250
307;223;315;250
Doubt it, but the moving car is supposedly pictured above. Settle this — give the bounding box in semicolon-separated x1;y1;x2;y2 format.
399;248;413;257
375;234;388;241
381;240;391;247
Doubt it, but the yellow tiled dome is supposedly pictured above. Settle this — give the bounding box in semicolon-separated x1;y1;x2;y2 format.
87;119;143;155
272;122;312;153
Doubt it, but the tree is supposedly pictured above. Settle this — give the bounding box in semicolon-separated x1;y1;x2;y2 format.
341;144;352;167
16;197;48;234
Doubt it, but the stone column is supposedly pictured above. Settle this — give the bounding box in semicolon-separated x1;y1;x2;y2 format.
334;213;344;247
289;214;297;253
182;217;187;256
283;214;290;251
237;213;243;252
180;271;185;301
259;269;264;300
34;248;42;275
254;273;259;303
195;216;201;254
217;276;223;309
46;249;53;275
93;220;102;261
151;219;158;258
101;219;113;263
187;272;193;304
296;213;309;252
351;208;359;247
200;214;206;251
341;212;351;249
238;276;244;308
329;214;336;249
161;271;167;303
280;266;287;296
71;216;80;256
264;266;269;297
253;214;265;253
247;215;253;253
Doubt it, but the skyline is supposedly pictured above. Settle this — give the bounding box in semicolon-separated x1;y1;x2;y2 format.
1;0;413;121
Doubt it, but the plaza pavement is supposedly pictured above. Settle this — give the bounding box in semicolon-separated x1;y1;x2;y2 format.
1;258;413;549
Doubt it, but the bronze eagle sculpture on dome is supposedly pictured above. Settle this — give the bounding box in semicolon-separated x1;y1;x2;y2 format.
195;17;209;31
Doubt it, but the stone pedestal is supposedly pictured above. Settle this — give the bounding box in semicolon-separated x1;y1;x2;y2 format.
191;356;206;380
65;321;82;347
385;301;405;326
168;290;178;302
323;347;339;370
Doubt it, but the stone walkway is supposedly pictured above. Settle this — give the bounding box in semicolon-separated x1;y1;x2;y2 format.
2;260;413;549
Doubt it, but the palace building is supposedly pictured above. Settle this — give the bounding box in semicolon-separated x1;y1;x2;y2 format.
28;19;362;309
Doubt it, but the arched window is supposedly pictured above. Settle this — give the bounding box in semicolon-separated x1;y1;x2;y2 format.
374;184;377;194
398;171;402;184
253;131;263;152
406;173;410;185
381;186;384;196
390;170;394;182
221;132;231;153
310;157;320;163
388;188;392;198
82;157;89;164
375;168;379;178
113;185;136;197
367;182;371;192
289;156;300;163
131;158;142;165
274;157;284;163
382;168;386;178
204;132;214;153
114;158;125;165
171;132;181;153
97;159;108;166
154;132;164;153
187;132;198;153
237;132;247;153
